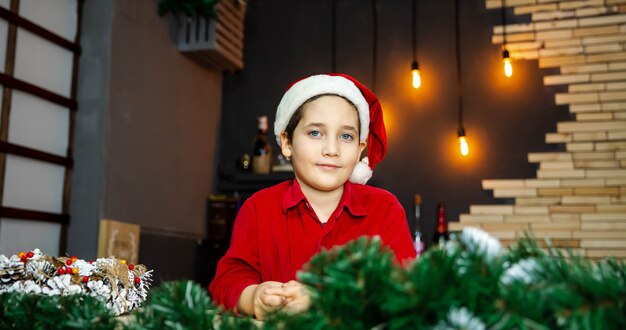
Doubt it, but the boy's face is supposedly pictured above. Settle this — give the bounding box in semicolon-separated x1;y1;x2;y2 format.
281;95;367;194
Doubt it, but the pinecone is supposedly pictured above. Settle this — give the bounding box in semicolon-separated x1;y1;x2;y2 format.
25;259;56;283
0;257;25;286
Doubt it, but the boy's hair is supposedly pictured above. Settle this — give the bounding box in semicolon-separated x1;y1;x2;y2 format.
283;93;360;143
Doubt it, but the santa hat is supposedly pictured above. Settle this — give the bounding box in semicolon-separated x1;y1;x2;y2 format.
274;73;387;184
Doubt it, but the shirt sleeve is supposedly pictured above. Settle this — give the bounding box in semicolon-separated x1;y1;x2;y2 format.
208;198;261;310
379;196;417;264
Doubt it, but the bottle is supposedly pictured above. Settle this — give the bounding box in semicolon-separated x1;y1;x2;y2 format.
252;116;272;174
433;202;448;248
414;232;425;256
413;194;424;256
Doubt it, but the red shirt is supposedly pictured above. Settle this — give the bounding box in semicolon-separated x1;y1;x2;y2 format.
208;179;416;310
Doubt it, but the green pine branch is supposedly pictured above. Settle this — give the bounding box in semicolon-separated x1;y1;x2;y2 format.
0;230;624;329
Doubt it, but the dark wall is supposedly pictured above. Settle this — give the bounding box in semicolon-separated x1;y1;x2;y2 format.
219;0;570;244
71;0;222;266
106;0;222;236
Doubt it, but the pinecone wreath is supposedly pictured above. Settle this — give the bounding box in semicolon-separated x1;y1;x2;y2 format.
0;249;153;315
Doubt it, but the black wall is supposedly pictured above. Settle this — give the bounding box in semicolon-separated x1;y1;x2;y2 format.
218;0;570;245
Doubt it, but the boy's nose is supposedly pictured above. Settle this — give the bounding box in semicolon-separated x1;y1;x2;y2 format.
322;137;339;157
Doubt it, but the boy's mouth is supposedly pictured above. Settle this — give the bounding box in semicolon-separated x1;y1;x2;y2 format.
317;163;341;169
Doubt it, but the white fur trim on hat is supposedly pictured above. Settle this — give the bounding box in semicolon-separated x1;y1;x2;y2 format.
349;157;373;184
274;74;370;145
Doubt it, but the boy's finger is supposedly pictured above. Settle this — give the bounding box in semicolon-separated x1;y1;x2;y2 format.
260;293;285;307
264;287;288;296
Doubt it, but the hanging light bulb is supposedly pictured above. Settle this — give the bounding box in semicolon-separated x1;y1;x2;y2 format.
502;49;512;78
458;127;469;156
411;60;421;89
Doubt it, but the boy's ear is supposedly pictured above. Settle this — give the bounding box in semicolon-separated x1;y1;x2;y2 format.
280;132;292;158
359;140;367;157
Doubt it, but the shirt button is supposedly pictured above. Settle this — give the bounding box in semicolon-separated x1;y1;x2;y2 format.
305;202;310;209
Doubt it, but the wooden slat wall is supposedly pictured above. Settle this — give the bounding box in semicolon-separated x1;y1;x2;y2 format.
453;0;626;258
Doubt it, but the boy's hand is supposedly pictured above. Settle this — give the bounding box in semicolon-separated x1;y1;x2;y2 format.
251;281;287;320
265;280;311;314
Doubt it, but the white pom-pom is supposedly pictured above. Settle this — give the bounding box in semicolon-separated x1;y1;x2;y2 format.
349;157;373;184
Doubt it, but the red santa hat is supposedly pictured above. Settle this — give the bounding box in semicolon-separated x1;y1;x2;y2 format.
274;73;387;184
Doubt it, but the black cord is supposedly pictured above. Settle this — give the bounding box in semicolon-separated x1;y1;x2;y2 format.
501;0;506;48
454;0;463;129
372;0;377;92
331;0;337;72
412;0;416;61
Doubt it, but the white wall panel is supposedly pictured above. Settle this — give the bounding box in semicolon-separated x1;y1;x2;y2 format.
0;218;61;256
19;0;77;41
0;19;7;73
14;28;73;97
2;155;64;213
9;90;69;157
0;0;9;9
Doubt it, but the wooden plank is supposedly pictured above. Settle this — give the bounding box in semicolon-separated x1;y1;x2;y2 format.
482;179;526;189
573;230;626;238
513;206;550;215
574;187;620;195
558;120;626;132
586;169;626;177
515;197;562;205
573;160;619;168
536;169;585;178
581;213;626;221
544;73;589;85
562;196;612;204
459;214;505;223
549;205;596;213
538;188;574;196
587;249;626;257
528;152;572;162
572;151;614;160
505;215;552;223
581;240;626;248
469;205;514;215
494;188;538;198
524;179;561;187
572;132;607;141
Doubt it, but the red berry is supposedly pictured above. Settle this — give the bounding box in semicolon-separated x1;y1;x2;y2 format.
134;277;140;284
20;255;27;262
82;276;89;283
71;255;77;260
26;251;34;258
89;260;95;264
66;259;72;266
128;264;134;270
58;268;65;275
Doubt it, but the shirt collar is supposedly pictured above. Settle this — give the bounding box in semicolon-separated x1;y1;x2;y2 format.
282;179;367;217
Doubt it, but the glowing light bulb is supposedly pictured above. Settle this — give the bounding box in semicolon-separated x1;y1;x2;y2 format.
412;69;421;89
458;127;469;157
502;49;512;78
411;60;421;89
459;136;469;156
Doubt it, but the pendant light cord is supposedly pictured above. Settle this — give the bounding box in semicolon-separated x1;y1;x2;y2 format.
412;0;416;61
331;0;337;72
454;0;463;129
372;0;378;92
501;0;507;48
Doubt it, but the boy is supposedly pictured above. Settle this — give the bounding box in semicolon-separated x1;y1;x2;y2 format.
209;74;416;319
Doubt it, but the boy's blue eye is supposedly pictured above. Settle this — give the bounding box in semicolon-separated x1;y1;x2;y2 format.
340;133;354;141
308;130;321;137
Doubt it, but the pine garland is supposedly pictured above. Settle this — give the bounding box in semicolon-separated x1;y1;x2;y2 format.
0;292;117;329
0;228;624;329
